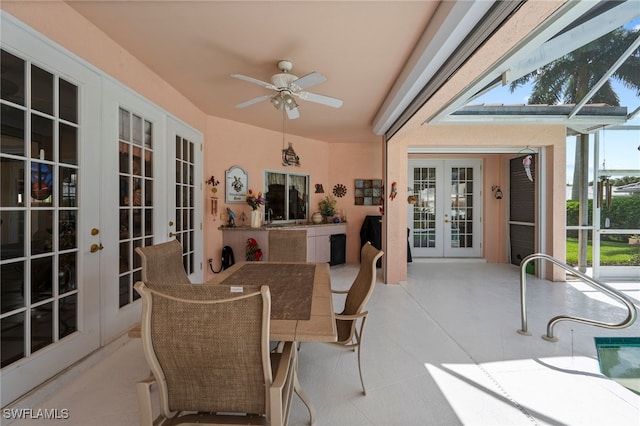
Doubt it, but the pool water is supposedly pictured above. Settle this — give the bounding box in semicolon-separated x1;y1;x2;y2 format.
594;337;640;395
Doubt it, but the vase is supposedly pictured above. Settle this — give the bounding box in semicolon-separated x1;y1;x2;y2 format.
251;210;263;228
312;212;323;224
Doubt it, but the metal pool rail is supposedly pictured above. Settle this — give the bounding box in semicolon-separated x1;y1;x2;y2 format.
517;253;637;342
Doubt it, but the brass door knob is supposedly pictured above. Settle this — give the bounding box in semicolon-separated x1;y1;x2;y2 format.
90;243;104;253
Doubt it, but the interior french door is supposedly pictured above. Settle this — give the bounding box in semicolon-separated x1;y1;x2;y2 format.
167;117;203;283
0;18;101;407
100;81;166;341
408;159;483;257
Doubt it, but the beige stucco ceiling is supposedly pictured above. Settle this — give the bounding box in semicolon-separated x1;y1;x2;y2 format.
65;0;440;144
65;1;628;145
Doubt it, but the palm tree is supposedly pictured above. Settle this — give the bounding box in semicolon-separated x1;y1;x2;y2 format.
509;26;640;271
509;28;640;107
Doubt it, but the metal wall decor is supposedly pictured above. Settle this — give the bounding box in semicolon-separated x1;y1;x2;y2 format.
333;183;347;197
282;142;300;167
354;179;382;205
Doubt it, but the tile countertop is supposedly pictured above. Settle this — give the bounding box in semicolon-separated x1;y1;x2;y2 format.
218;222;347;231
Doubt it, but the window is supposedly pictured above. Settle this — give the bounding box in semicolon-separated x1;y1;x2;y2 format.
264;171;308;222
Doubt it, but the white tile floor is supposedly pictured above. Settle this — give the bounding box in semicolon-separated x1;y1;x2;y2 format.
5;261;640;425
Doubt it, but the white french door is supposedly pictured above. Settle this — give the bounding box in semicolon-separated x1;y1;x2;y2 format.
408;159;483;258
166;117;203;283
1;16;101;406
100;81;167;341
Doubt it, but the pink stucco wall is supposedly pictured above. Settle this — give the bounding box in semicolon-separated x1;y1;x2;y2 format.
3;2;568;284
385;124;567;283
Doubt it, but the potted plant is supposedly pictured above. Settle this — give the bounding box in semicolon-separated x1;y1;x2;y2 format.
628;235;640;245
318;195;337;222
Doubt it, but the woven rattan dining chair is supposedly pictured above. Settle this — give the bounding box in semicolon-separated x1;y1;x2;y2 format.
134;282;297;426
268;230;307;262
135;239;191;285
328;241;383;395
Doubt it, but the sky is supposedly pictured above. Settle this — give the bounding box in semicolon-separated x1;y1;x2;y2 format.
472;17;640;182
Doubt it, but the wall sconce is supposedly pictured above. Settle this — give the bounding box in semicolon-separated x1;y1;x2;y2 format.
492;185;503;200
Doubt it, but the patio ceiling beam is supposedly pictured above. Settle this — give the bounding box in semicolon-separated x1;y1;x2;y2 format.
371;0;496;136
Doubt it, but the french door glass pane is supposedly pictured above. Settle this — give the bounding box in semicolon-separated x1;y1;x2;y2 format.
174;135;195;274
1;105;25;156
1;49;80;367
450;167;474;248
1;50;25;106
413;167;436;248
31;65;53;115
118;108;154;306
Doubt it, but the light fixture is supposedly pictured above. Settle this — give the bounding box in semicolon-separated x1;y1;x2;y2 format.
270;95;282;109
271;92;298;111
283;93;298;110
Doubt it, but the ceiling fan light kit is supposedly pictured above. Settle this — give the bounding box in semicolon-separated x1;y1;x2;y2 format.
232;60;343;119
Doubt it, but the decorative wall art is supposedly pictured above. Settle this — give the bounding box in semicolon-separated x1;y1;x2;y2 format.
225;166;248;203
282;142;301;167
333;183;347;198
354;179;382;205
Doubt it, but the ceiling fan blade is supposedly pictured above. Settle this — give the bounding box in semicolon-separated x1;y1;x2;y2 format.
286;106;300;120
235;95;272;108
290;72;326;91
297;91;343;108
231;73;275;90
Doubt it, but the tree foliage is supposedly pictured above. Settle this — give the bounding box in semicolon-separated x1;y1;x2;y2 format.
510;28;640;105
567;197;640;241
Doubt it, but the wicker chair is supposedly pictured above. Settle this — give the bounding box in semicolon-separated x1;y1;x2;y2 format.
268;230;307;262
328;241;383;395
135;240;191;285
134;282;297;426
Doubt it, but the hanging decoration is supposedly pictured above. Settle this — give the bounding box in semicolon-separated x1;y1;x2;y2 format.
282;143;300;167
315;184;325;193
599;127;612;209
522;155;533;182
389;181;398;201
280;108;300;167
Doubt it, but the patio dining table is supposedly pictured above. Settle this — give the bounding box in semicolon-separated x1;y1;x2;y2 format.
208;261;337;424
207;261;338;343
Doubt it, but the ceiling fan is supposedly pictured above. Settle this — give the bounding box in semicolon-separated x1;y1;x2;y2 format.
231;60;343;119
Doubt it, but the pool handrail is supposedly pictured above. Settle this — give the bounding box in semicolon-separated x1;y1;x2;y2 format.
518;253;637;341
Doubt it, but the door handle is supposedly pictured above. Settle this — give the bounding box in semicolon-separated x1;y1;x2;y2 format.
90;243;104;253
169;232;177;238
